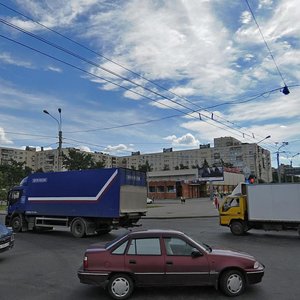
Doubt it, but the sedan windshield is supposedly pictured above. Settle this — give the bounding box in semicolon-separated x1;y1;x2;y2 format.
185;234;212;253
105;232;128;249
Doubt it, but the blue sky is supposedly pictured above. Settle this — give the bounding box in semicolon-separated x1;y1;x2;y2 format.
0;0;299;168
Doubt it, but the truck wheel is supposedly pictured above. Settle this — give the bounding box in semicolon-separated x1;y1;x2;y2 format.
71;218;86;238
107;274;134;300
230;221;245;236
220;269;245;296
11;215;22;233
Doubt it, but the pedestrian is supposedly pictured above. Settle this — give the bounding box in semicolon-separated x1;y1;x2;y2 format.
214;194;219;209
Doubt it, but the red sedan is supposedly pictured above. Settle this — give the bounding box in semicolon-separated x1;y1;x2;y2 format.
78;229;264;299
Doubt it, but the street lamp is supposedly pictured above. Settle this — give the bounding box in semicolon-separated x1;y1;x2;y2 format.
276;142;288;183
257;135;271;145
290;153;300;167
43;108;63;171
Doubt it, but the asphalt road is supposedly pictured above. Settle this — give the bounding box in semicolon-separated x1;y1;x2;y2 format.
1;215;300;300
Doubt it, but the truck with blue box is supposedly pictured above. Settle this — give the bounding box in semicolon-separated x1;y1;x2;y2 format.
5;168;147;237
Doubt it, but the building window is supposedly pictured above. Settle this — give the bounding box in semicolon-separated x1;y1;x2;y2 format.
149;186;155;193
157;186;165;193
214;153;220;159
167;185;175;193
236;155;243;161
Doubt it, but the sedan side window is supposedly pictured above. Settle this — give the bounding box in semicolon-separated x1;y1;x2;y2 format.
164;237;195;256
127;238;161;255
112;240;128;255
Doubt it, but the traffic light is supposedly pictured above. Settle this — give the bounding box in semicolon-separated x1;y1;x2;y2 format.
248;175;255;184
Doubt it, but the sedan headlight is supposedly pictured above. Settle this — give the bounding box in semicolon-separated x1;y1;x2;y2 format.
254;261;263;269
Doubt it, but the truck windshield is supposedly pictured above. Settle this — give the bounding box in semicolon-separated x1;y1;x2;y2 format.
223;197;240;211
8;190;22;205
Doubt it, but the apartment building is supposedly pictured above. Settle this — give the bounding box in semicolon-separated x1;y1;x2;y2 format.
0;146;118;172
0;146;36;169
0;136;272;182
119;137;272;183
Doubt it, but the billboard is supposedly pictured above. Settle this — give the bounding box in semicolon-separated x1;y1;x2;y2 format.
198;167;224;181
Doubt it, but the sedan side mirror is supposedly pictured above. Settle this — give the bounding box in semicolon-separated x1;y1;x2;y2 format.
191;249;203;258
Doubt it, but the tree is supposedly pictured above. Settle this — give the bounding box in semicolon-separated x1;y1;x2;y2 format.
163;164;170;171
179;164;188;170
138;160;152;172
202;159;209;168
63;149;95;170
91;160;106;169
0;159;33;199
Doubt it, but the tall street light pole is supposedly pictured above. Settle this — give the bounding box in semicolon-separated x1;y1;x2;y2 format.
276;142;288;183
43;108;63;171
290;153;300;167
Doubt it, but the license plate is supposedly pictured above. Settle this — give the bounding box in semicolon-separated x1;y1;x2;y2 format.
0;242;10;249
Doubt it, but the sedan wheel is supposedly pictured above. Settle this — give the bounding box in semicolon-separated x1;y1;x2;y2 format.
220;270;245;296
108;274;133;300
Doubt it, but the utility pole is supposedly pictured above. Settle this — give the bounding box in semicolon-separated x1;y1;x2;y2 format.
43;108;63;171
276;142;288;183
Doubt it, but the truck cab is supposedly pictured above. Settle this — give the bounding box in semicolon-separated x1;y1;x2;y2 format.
5;187;26;232
219;195;248;235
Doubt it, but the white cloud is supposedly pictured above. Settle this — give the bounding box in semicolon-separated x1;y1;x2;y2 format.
0;127;13;145
240;11;252;24
164;133;200;147
10;0;100;29
46;66;62;73
258;0;274;9
77;146;92;152
86;0;241;98
105;144;131;154
227;92;299;122
0;52;33;68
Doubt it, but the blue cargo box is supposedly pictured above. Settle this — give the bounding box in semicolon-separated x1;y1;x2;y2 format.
21;168;147;218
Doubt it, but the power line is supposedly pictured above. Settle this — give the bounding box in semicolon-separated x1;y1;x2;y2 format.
0;2;204;111
0;4;286;148
0;3;288;149
4;131;56;139
0;33;266;147
245;0;287;87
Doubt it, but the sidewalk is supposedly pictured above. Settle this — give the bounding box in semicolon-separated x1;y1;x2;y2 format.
143;197;219;219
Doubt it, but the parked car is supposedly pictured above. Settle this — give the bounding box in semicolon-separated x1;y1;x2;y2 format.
78;229;264;299
0;223;14;253
146;197;153;204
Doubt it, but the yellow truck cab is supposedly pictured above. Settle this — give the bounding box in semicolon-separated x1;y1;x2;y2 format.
219;195;247;235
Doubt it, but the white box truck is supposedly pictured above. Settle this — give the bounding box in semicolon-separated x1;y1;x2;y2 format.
219;183;300;236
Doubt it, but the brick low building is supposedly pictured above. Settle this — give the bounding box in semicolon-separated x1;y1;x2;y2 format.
147;169;245;200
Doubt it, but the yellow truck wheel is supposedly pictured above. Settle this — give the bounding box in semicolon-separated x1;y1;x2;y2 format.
230;221;245;236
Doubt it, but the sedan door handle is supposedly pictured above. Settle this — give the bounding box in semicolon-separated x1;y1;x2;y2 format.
129;260;136;264
166;261;173;265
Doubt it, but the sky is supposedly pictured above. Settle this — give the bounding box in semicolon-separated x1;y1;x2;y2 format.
0;0;299;168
